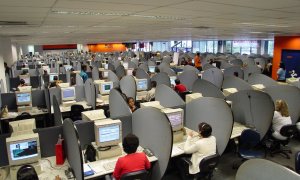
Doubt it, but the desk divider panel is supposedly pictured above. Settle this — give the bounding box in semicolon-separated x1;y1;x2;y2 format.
185;97;233;155
5;75;10;93
115;65;126;79
75;85;85;102
220;61;233;69
139;63;148;72
222;76;253;91
92;67;99;80
236;159;300;180
63;119;84;180
202;68;224;89
112;115;132;139
136;68;150;79
161;67;176;76
109;88;131;119
230;59;243;67
108;70;120;88
227;90;274;139
44;88;51;115
132;107;173;180
247;74;278;87
178;70;198;91
113;61;121;69
243;65;261;81
76;73;84;86
49;87;61;105
33;126;63;158
75;121;95;149
66;71;71;83
108;63;115;71
0;79;5;93
155;84;185;108
1;93;17;111
264;85;300;124
254;58;267;69
158;62;170;72
148;61;156;67
223;66;244;79
53;95;63;126
128;61;137;69
192;79;225;99
32;90;46;107
76;63;81;71
151;72;171;87
0;133;11;167
84;79;93;106
182;65;200;74
202;63;215;71
120;75;137;101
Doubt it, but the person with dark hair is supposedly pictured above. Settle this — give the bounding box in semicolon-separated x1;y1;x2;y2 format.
277;63;286;82
194;52;202;71
49;76;62;88
17;164;38;180
144;81;157;102
174;79;187;93
132;69;137;77
233;72;239;77
4;62;10;75
112;134;151;180
80;64;88;83
127;97;137;112
18;79;27;87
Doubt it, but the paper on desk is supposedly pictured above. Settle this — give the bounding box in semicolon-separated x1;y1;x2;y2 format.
88;163;104;174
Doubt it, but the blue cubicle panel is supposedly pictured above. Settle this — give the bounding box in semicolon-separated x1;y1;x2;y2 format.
227;90;274;139
236;159;300;180
109;88;131;119
182;65;199;74
178;70;198;91
247;74;279;87
264;85;300;124
108;70;120;88
132;107;173;180
202;68;224;89
243;65;262;81
151;72;171;87
120;75;137;101
92;67;99;80
63;119;84;180
115;65;126;79
185;97;233;155
155;84;185;108
230;59;243;67
222;76;253;91
223;66;244;79
192;79;225;99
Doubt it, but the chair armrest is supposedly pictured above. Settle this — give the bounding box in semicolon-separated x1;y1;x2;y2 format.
181;157;192;166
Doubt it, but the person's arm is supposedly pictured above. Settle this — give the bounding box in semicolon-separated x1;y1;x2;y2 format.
112;159;122;180
183;136;200;154
144;154;151;170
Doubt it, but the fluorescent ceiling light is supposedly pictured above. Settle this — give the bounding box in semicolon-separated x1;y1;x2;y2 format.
249;32;263;34
234;22;289;28
92;25;121;28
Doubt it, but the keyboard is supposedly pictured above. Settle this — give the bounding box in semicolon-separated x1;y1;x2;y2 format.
103;161;117;171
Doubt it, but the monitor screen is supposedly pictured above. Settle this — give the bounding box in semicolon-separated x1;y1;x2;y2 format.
123;62;129;69
61;87;75;101
64;65;72;71
95;119;122;147
99;124;120;143
127;69;133;76
166;111;183;131
170;76;177;86
9;140;38;161
49;74;58;82
16;92;31;105
100;82;112;95
136;79;147;91
104;64;108;69
149;66;155;73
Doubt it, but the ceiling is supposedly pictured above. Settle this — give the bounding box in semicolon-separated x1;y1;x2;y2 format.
0;0;300;45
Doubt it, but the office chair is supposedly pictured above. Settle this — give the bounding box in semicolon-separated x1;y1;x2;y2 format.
179;91;191;101
120;170;149;180
295;151;300;174
70;104;84;122
268;125;298;159
233;129;264;169
15;112;33;121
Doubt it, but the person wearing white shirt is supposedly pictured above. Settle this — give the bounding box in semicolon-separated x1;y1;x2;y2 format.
272;100;292;140
144;81;156;102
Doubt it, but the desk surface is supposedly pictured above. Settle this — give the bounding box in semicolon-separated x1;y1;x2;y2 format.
231;122;249;139
1;107;48;120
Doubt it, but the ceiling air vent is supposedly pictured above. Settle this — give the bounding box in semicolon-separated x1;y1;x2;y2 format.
0;21;28;25
193;26;211;29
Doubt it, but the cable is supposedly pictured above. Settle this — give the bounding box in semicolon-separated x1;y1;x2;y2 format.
42;158;68;170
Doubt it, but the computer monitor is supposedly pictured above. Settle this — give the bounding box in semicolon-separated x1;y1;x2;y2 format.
170;76;177;86
21;68;29;74
19;75;30;85
127;69;133;76
6;133;41;166
49;73;58;82
104;64;108;70
102;71;109;78
94;119;122;147
64;65;72;71
16;92;32;106
123;62;129;69
162;108;184;131
61;87;76;101
99;81;113;95
136;79;148;91
149;66;156;73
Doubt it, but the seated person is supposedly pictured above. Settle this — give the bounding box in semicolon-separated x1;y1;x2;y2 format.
272;100;292;140
144;81;156;102
49;76;62;88
17;164;38;180
178;122;216;179
127;97;137;112
80;64;88;83
174;79;187;93
112;134;151;180
18;79;27;87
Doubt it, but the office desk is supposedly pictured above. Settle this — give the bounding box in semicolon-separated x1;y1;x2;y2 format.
171;128;197;158
52;101;107;114
286;78;299;85
231;122;249;139
251;84;265;91
223;88;238;97
1;107;48;120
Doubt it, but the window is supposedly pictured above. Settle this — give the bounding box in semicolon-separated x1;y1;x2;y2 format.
207;41;214;53
199;41;207;53
268;41;274;56
225;41;232;53
192;41;200;53
214;41;218;53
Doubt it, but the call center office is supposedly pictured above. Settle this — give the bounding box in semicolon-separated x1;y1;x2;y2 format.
1;0;300;180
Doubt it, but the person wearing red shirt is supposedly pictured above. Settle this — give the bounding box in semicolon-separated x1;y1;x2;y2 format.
174;79;187;93
112;134;151;180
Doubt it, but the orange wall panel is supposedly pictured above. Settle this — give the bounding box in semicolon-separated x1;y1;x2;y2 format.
273;36;300;79
88;44;126;52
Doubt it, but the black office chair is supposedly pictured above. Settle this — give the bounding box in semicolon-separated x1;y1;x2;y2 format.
15;112;33;121
295;151;300;174
179;91;192;101
268;125;298;159
120;170;149;180
70;104;84;122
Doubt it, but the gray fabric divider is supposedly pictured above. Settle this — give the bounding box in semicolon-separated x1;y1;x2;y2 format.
75;121;95;149
139;63;148;72
75;85;85;102
202;68;224;89
115;65;126;79
63;119;83;180
151;72;171;87
128;61;137;69
13;70;22;77
32;90;46;107
264;85;300;124
84;79;93;106
243;65;262;81
92;67;99;80
132;107;173;180
243;58;255;66
109;88;131;118
147;61;156;67
223;66;244;79
136;68;150;79
76;63;81;71
186;97;233;155
113;61;121;69
108;63;115;71
5;75;10;93
236;159;300;180
49;87;61;105
161;67;176;76
155;84;185;108
108;70;120;88
0;133;11;167
120;75;137;101
178;70;198;91
227;90;274;139
44;88;51;115
222;76;253;91
254;58;267;69
202;63;215;71
247;74;278;87
192;79;225;99
1;93;17;111
76;73;84;86
112;115;132;139
29;69;38;76
66;71;71;83
33;126;63;158
53;95;63;126
230;59;243;67
220;61;233;69
158;62;170;72
182;65;199;74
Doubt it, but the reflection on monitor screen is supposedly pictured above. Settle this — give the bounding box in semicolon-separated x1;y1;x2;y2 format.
137;79;147;91
16;93;31;105
99;125;120;143
63;88;75;99
149;66;155;73
10;140;38;161
104;84;111;91
170;76;177;86
168;113;182;127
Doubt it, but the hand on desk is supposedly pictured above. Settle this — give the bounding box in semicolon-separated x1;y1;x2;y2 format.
55;175;61;180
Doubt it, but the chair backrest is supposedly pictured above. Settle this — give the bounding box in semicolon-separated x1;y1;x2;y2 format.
120;170;149;180
296;151;300;174
14;112;33;120
199;153;220;173
70;105;84;121
280;125;298;138
240;129;260;148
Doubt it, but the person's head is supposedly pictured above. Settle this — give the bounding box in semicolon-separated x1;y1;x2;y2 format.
175;79;180;85
275;99;289;117
198;122;212;138
155;67;160;73
17;165;38;180
53;76;58;81
133;54;137;58
122;134;139;154
234;72;239;77
151;81;157;88
4;62;7;67
279;63;285;70
132;70;136;76
196;52;200;56
81;64;87;72
127;97;135;108
20;79;25;85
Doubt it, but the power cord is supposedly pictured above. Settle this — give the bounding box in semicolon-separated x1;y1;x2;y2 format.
43;158;68;170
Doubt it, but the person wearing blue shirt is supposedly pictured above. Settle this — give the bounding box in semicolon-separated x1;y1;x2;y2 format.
277;63;286;82
80;64;88;83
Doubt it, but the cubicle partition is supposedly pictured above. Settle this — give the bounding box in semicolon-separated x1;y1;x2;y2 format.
178;70;198;91
84;79;96;108
192;79;225;99
222;76;253;91
92;67;99;80
74;120;95;149
243;65;261;81
109;88;131;119
76;74;84;86
115;65;126;79
120;75;137;101
202;68;224;89
161;67;177;76
75;85;85;102
108;70;120;88
132;107;173;180
52;95;63;126
0;133;11;167
223;66;244;79
182;65;199;74
185;97;233;155
155;84;185;108
139;63;148;72
247;74;279;87
151;72;171;87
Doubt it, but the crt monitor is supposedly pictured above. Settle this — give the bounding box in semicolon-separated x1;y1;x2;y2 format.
49;73;58;82
163;108;184;131
123;62;129;69
16;92;32;106
64;65;73;71
102;71;109;78
148;66;156;73
94;119;122;147
127;69;133;76
136;79;148;91
6;133;41;166
21;68;29;74
170;76;177;86
61;87;76;101
19;75;30;85
99;81;113;95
